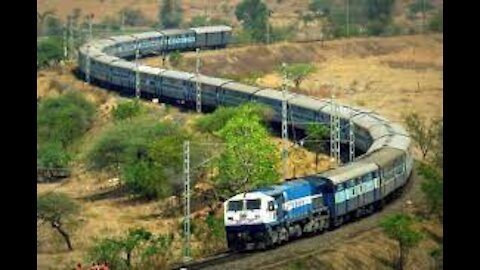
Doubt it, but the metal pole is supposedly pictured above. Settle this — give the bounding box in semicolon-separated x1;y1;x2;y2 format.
135;40;141;99
196;48;202;113
63;23;68;59
183;141;191;262
281;63;289;179
330;84;341;165
86;45;91;84
349;118;355;162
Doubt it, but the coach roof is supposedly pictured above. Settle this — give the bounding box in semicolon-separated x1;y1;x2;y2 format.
320;162;379;185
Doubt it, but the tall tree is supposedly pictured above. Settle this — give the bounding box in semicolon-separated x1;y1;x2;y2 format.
380;213;423;270
37;192;80;251
159;0;183;28
404;113;440;159
235;0;269;42
215;104;280;197
279;63;317;89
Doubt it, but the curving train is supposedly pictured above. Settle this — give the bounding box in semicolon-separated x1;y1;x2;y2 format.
78;25;414;252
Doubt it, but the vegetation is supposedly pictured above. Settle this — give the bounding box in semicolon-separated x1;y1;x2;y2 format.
309;0;333;17
37;91;96;173
37;36;63;68
418;162;443;222
404;113;442;160
214;104;281;197
408;0;434;16
192;213;226;256
235;0;269;42
279;63;317;89
87;115;213;199
428;9;443;33
37;91;96;148
120;7;150;27
37;192;80;251
168;50;183;67
380;213;423;270
159;0;183;28
37;142;71;169
195;103;272;135
304;123;329;170
87;228;174;269
111;99;145;121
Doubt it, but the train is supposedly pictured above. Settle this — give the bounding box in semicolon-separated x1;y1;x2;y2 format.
77;25;414;252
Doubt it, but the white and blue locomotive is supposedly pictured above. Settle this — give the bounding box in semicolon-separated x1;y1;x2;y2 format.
224;146;412;251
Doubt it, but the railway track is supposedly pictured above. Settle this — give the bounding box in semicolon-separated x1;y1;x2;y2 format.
171;170;417;270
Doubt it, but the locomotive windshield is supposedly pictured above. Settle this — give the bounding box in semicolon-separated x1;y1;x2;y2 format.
228;200;243;211
246;199;261;210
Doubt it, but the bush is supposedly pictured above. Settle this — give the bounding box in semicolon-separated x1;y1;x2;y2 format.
120;8;150;27
87;228;174;269
37;36;63;68
37;142;71;169
168;50;182;66
111;100;145;121
195;103;272;135
37;91;96;148
86;116;182;172
428;10;443;33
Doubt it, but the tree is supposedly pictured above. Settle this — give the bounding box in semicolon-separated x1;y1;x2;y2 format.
195;103;272;135
120;8;150;27
305;123;329;170
428;9;443;33
235;0;269;42
279;63;317;89
404;113;440;159
111;99;145;121
380;214;423;270
87;228;174;269
215;105;281;197
37;10;56;36
418;162;443;222
37;142;71;169
37;192;80;251
408;0;434;16
37;36;63;68
309;0;333;17
37;91;96;148
189;16;209;27
44;15;63;36
159;0;183;28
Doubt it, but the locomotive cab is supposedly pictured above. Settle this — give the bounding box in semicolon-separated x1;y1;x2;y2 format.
223;192;278;251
